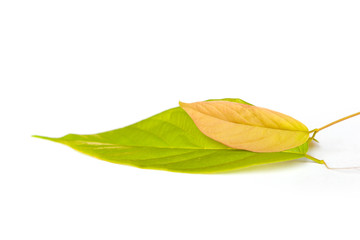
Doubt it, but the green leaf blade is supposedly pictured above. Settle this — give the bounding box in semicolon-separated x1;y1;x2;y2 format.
34;98;309;173
34;135;306;173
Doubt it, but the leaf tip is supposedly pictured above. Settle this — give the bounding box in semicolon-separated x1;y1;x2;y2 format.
32;135;57;142
179;101;188;108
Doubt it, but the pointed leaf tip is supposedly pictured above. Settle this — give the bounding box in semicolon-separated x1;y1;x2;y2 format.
32;135;48;140
32;135;58;142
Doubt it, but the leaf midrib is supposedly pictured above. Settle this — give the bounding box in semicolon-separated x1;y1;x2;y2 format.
210;115;308;133
34;135;307;153
57;140;306;155
185;104;308;133
61;140;235;150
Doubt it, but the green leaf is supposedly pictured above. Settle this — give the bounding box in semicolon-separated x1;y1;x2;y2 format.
34;98;309;173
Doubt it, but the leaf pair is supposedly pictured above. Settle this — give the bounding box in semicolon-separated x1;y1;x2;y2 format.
34;98;314;173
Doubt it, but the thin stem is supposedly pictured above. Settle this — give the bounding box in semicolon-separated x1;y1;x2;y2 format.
306;111;360;169
305;154;325;165
306;154;360;169
316;112;360;132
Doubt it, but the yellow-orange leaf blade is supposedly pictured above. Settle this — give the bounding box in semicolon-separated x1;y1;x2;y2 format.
179;101;309;152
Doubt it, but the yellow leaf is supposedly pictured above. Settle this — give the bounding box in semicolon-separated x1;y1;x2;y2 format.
179;101;309;152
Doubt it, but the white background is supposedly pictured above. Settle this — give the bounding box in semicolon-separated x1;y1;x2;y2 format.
1;1;360;239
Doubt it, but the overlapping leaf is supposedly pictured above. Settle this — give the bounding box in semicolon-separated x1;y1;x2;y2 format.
180;101;309;152
34;98;310;173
